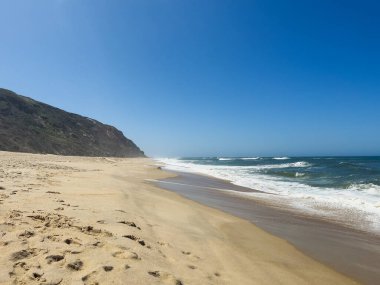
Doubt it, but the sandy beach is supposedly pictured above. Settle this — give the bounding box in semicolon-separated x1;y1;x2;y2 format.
0;151;359;285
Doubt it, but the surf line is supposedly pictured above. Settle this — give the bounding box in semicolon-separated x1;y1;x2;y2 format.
145;179;235;191
145;179;257;194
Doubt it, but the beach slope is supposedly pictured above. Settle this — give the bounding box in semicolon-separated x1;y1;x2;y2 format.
0;152;358;284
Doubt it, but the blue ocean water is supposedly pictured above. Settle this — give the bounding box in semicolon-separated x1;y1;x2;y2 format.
159;156;380;231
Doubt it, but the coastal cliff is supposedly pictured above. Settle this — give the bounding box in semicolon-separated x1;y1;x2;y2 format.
0;88;145;157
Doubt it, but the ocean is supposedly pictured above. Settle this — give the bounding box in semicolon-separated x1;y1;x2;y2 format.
158;156;380;233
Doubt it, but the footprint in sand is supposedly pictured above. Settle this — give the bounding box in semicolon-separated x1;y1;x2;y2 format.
181;251;200;261
78;226;113;237
64;237;82;245
9;261;30;277
123;234;138;241
46;254;65;264
92;240;104;247
81;270;96;284
118;221;141;230
157;241;171;247
18;230;35;239
29;270;45;281
81;270;98;284
112;250;140;260
67;259;84;271
103;266;113;272
10;248;40;261
82;266;114;285
148;271;184;285
123;235;147;247
11;265;46;283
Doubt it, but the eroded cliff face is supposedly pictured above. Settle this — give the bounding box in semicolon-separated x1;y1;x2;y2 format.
0;88;145;157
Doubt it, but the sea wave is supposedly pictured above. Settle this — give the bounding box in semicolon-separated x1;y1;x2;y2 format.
273;157;290;160
218;157;261;161
162;158;311;171
265;171;307;178
157;157;380;232
257;161;312;169
347;183;380;195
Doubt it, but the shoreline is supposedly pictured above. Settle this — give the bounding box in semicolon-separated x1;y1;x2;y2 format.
0;151;360;284
154;168;380;236
157;158;380;235
153;169;380;285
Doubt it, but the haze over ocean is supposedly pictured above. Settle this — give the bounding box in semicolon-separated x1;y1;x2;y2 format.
0;1;379;157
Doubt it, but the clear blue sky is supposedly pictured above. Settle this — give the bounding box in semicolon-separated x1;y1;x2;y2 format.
1;1;379;157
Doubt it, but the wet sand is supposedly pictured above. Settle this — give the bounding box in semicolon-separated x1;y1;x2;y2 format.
154;170;380;285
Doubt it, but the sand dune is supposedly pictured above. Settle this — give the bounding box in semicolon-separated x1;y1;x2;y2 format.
0;152;358;284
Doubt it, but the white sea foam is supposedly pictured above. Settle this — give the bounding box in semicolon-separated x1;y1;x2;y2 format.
241;157;260;160
251;161;312;169
157;158;380;233
220;157;261;161
215;157;263;161
347;183;380;195
273;157;290;160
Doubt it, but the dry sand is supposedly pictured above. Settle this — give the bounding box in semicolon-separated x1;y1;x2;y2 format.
0;151;359;284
